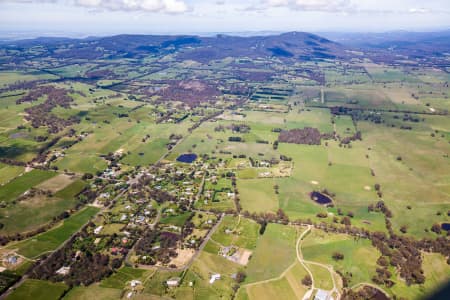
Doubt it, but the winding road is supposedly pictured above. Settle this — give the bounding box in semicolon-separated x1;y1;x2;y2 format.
296;225;341;300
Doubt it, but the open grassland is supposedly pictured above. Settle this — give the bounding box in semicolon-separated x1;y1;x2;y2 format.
63;285;122;300
245;224;299;283
363;64;422;83
10;206;99;258
0;179;86;234
0;71;58;88
159;211;192;227
183;251;242;300
0;170;57;203
285;108;334;133
276;142;386;231
36;174;75;192
301;229;380;287
358;120;450;237
0;164;24;185
56;117;189;172
246;277;298;300
385;252;450;299
101;266;150;289
244;262;309;300
143;269;184;298
6;279;68;300
237;179;279;213
333;115;356;137
167;118;279;161
306;263;334;290
209;216;260;250
195;192;236;211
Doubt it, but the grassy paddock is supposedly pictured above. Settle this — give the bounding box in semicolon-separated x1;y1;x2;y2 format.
6;279;68;300
245;224;299;283
11;206;99;258
0;170;57;203
63;285;122;300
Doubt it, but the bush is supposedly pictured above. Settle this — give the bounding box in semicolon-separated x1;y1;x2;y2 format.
301;275;312;286
332;252;344;260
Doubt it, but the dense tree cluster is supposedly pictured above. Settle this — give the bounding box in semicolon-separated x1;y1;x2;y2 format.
341;286;389;300
135;229;180;265
278;127;329;145
145;80;220;107
17;86;79;133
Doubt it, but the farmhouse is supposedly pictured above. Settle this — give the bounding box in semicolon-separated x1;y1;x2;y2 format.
130;280;142;288
166;277;181;287
209;273;221;284
6;256;18;265
315;289;331;300
94;226;103;235
55;266;70;276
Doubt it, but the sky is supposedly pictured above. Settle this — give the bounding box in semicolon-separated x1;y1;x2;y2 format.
0;0;450;38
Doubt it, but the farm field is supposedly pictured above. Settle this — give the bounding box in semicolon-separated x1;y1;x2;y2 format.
245;224;299;283
301;229;380;287
0;169;57;203
209;215;260;250
0;164;24;185
63;285;122;300
9;206;99;258
6;279;68;300
244;262;309;300
0;178;87;234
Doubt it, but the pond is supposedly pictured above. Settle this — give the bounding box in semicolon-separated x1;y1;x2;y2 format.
441;223;450;231
310;191;333;205
176;153;197;163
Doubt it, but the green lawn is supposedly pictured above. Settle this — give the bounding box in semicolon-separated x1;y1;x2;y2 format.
6;279;68;300
159;212;193;227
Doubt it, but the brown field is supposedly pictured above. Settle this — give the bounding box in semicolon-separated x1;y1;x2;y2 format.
36;174;76;193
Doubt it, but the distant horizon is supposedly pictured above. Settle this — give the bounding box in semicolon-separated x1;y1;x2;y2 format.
1;27;450;41
1;0;450;40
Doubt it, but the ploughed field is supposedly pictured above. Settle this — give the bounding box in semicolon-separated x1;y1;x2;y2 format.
0;32;449;300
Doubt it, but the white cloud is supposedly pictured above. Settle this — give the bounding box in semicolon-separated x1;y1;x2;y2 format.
263;0;353;12
408;7;430;14
266;0;289;7
5;0;189;13
73;0;188;13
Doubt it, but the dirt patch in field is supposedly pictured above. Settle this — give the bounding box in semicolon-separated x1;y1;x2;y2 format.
235;248;252;266
382;87;419;105
217;112;245;121
169;248;195;267
36;174;75;193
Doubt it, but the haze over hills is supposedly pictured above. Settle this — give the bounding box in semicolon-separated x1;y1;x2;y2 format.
3;30;450;66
